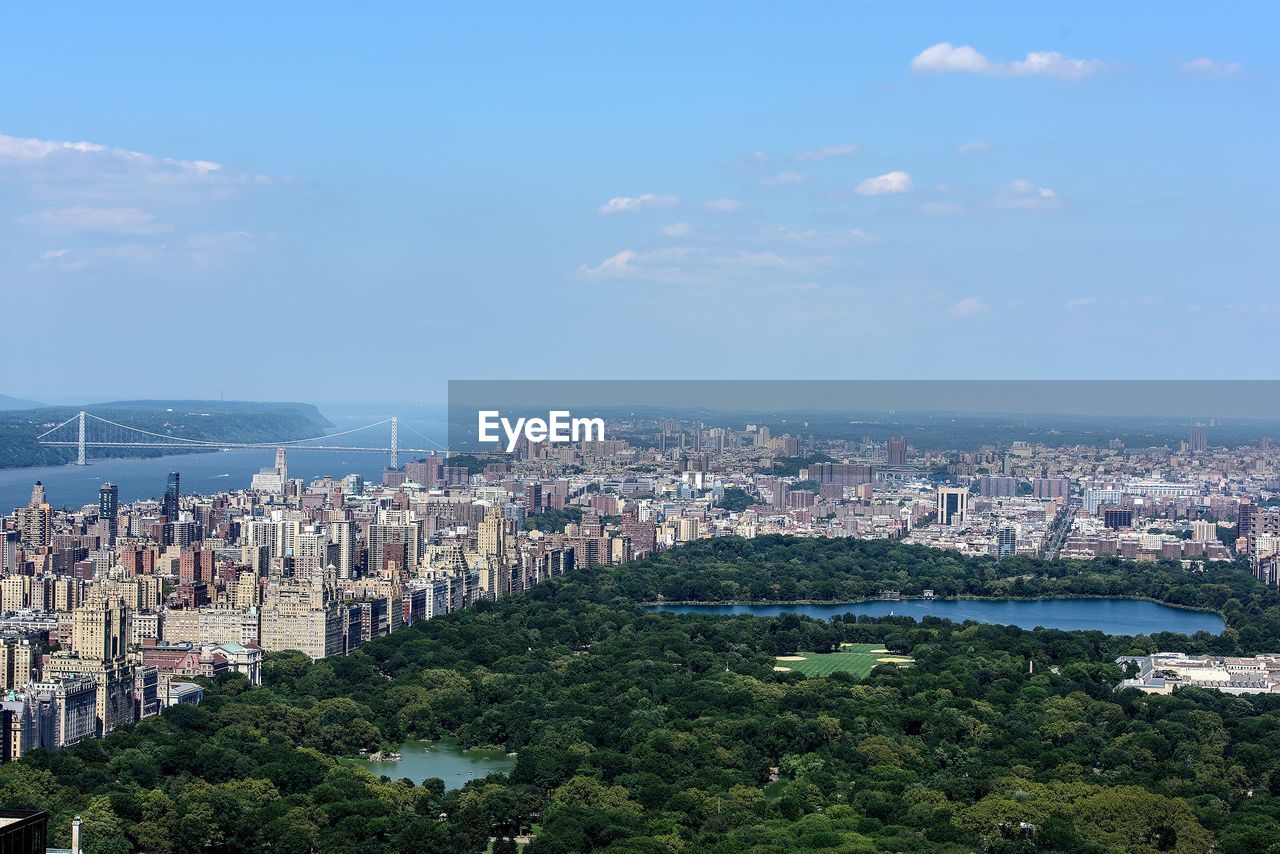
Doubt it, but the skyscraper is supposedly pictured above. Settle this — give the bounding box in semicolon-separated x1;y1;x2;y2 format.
98;483;119;545
16;482;52;547
1189;426;1208;454
163;471;181;521
886;436;907;466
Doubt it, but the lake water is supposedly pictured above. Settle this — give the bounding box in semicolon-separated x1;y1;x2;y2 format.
0;413;448;513
648;598;1226;635
345;736;516;788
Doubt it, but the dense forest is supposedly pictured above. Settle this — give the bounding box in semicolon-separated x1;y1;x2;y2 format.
9;537;1280;852
0;400;332;471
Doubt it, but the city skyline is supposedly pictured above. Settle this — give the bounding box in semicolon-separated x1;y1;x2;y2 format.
2;3;1276;402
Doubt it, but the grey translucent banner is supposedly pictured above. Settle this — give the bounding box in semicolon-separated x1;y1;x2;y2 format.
443;380;1280;456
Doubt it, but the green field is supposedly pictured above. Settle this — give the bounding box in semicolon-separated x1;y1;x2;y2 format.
773;643;913;677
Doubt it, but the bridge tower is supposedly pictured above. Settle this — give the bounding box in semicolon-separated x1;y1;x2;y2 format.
389;416;399;470
76;411;87;466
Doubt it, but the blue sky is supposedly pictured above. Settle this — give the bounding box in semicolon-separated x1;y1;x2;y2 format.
1;3;1275;403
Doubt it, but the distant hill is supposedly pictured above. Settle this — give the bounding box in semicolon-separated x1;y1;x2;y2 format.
0;394;44;411
0;399;333;470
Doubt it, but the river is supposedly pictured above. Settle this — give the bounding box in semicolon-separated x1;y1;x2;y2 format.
648;597;1226;635
0;412;448;512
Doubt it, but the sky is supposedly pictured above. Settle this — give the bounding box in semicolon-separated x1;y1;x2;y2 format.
1;3;1275;404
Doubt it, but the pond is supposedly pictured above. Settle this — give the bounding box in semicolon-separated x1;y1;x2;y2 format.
345;735;516;789
647;597;1225;635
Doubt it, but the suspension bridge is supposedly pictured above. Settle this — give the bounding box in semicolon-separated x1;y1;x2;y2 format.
35;412;446;469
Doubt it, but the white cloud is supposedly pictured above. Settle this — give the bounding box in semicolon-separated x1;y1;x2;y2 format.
758;170;805;188
3;132;273;277
0;132;222;173
1066;297;1097;310
21;206;171;236
856;171;913;196
1180;58;1243;78
911;42;1102;79
0;132;249;203
1008;51;1103;79
659;222;692;237
576;247;693;280
949;297;987;317
702;198;746;213
957;140;993;156
598;193;679;214
791;144;861;162
578;249;639;277
912;43;994;74
999;178;1058;208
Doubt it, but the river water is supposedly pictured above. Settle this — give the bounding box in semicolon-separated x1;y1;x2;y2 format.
648;597;1226;635
0;414;447;513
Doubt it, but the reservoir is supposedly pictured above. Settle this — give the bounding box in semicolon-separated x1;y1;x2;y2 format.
345;736;516;788
648;597;1226;635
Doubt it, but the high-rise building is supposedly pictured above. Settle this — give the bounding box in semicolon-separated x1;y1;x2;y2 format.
178;545;215;587
0;637;39;691
1102;506;1134;530
478;505;508;564
71;596;128;662
16;482;52;548
886;436;907;466
996;526;1017;559
524;482;543;514
1189;426;1208;454
98;483;119;545
1192;520;1217;543
977;476;1017;498
294;526;329;579
46;595;134;737
328;520;356;579
163;471;181;521
936;487;968;526
259;570;345;660
1032;478;1071;500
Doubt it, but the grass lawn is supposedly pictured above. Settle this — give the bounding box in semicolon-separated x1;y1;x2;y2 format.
773;643;913;677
